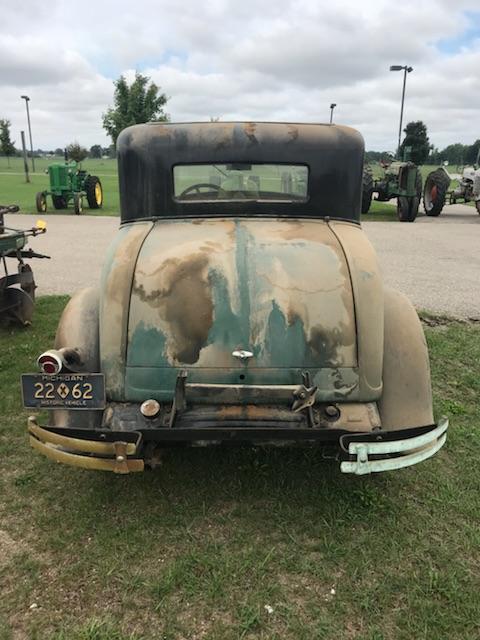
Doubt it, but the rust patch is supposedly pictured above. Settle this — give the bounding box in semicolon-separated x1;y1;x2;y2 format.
133;253;214;364
273;220;339;244
199;241;224;253
287;125;299;142
243;122;258;145
216;405;297;421
308;322;354;366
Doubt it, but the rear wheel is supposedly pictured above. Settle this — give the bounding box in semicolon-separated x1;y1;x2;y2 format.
52;194;67;209
410;169;422;219
35;192;47;213
361;166;374;214
73;193;83;215
2;288;34;326
476;201;480;214
85;176;103;209
397;197;411;222
397;169;421;222
423;168;450;216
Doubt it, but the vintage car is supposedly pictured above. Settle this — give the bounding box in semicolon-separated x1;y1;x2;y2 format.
22;122;448;474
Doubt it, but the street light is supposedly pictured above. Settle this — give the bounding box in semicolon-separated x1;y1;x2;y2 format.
20;95;35;172
389;65;413;159
329;103;337;124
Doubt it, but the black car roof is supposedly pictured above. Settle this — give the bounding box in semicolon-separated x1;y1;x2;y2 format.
117;121;364;223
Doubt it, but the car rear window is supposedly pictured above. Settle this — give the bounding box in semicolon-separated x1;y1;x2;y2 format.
173;163;308;202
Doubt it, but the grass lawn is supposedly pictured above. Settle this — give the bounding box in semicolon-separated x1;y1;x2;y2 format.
1;297;479;639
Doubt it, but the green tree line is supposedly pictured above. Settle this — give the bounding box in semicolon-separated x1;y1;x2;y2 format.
366;120;480;167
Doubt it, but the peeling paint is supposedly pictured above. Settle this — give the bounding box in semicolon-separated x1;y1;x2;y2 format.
127;218;357;375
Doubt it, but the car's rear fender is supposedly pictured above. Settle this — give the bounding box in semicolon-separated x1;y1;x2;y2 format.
378;287;434;430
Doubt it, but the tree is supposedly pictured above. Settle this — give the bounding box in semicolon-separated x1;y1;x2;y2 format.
0;119;16;167
54;147;64;156
466;139;480;165
66;141;88;162
438;143;467;166
102;73;169;144
399;121;430;165
89;144;103;159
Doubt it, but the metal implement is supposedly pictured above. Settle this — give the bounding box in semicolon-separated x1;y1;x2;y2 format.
340;417;448;475
0;205;49;325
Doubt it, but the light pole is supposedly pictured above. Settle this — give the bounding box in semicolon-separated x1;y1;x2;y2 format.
329;103;337;124
389;65;413;159
20;95;35;172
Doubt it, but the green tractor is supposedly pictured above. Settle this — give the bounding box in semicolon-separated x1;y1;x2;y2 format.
362;154;422;222
36;160;103;215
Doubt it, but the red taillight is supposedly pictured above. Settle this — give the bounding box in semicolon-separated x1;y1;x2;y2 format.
37;352;63;375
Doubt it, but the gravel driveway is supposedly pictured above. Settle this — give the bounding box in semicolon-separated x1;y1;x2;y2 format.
6;205;480;318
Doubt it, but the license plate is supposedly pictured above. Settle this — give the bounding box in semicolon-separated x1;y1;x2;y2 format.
21;373;106;409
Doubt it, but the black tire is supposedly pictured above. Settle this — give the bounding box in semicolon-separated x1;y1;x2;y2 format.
361;166;374;214
35;192;47;213
410;169;422;220
476;200;480;215
397;197;411;222
85;175;103;209
52;194;67;209
73;193;83;215
423;168;450;216
398;169;421;222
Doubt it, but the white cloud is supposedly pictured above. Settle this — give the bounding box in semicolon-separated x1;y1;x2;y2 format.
0;0;479;150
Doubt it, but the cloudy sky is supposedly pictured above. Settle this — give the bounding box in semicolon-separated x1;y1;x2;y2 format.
1;0;479;152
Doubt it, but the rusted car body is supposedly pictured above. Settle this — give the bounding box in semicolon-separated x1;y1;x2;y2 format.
23;122;448;474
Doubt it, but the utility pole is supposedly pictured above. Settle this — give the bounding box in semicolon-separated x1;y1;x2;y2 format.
329;103;337;124
21;95;35;172
20;131;30;183
389;65;413;159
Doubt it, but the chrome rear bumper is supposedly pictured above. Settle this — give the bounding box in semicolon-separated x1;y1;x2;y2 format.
27;415;448;475
340;417;448;475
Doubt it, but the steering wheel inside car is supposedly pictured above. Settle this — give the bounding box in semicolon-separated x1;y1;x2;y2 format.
179;183;226;198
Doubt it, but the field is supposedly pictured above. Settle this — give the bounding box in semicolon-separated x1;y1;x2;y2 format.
1;156;460;222
1;297;479;639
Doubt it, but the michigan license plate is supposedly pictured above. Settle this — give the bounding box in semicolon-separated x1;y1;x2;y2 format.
21;373;105;409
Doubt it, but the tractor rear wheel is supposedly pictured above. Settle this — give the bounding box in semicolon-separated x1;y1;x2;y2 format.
52;195;67;209
73;193;83;215
85;176;103;209
397;197;411;222
423;168;449;216
36;192;47;213
361;166;374;214
397;170;421;222
476;200;480;214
